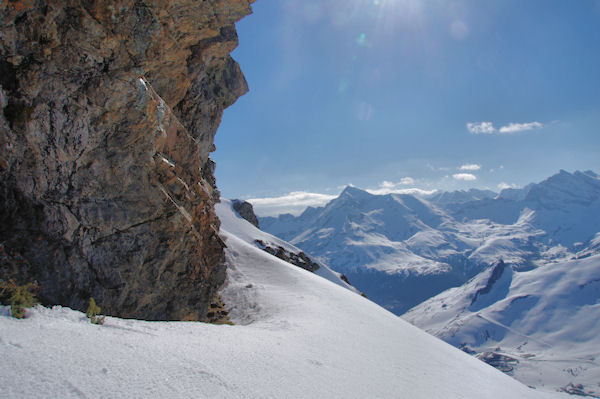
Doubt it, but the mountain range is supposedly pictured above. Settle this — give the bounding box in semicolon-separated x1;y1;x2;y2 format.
259;170;600;314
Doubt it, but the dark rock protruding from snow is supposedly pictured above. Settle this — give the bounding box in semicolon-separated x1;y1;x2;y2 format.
254;240;320;273
232;200;260;228
470;260;508;306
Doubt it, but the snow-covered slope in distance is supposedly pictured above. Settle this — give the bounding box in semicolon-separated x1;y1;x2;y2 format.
404;254;600;397
0;200;559;399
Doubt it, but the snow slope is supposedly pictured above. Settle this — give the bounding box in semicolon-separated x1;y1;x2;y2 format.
404;255;600;397
216;199;358;293
0;200;557;399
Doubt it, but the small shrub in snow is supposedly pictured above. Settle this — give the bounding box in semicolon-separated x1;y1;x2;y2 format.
0;279;38;319
86;298;105;325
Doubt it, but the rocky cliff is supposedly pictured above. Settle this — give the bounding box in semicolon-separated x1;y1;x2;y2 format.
0;0;253;320
232;199;259;228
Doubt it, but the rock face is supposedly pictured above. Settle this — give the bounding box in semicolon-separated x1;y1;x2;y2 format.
0;0;253;320
232;199;259;228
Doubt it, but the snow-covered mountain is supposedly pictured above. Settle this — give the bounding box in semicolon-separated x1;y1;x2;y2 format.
404;254;600;398
427;188;497;205
259;170;600;314
446;170;600;246
0;200;556;399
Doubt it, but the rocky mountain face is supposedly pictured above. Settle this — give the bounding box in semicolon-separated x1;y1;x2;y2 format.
232;199;259;228
0;0;253;320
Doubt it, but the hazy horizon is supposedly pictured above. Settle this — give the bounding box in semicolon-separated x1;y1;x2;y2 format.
247;169;597;217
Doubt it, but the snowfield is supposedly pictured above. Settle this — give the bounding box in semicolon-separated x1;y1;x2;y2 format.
0;200;561;398
404;255;600;397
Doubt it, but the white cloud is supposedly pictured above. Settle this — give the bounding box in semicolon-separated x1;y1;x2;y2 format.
498;182;518;190
498;121;543;134
467;121;544;134
459;163;481;171
467;121;496;134
337;183;354;190
367;187;437;196
452;173;477;181
247;191;337;217
369;178;422;195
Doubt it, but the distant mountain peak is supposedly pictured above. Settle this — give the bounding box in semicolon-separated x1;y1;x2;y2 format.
427;187;497;205
339;185;371;198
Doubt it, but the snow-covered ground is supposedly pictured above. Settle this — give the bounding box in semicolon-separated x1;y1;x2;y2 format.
215;200;358;294
404;255;600;397
0;200;559;398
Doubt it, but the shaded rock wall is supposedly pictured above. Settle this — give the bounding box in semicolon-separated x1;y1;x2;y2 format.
232;199;259;228
0;0;253;320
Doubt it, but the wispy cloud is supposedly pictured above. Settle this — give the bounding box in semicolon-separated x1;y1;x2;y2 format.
467;121;544;134
380;177;415;188
426;164;450;172
247;191;337;217
453;173;477;181
356;101;375;121
498;122;543;134
379;181;396;189
450;20;469;40
459;163;481;171
367;178;437;195
247;179;440;216
498;182;517;190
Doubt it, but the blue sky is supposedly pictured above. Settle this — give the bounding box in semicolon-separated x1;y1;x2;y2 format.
213;0;600;216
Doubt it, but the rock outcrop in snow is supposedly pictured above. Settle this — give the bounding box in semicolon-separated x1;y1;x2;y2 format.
0;0;253;320
232;199;259;228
